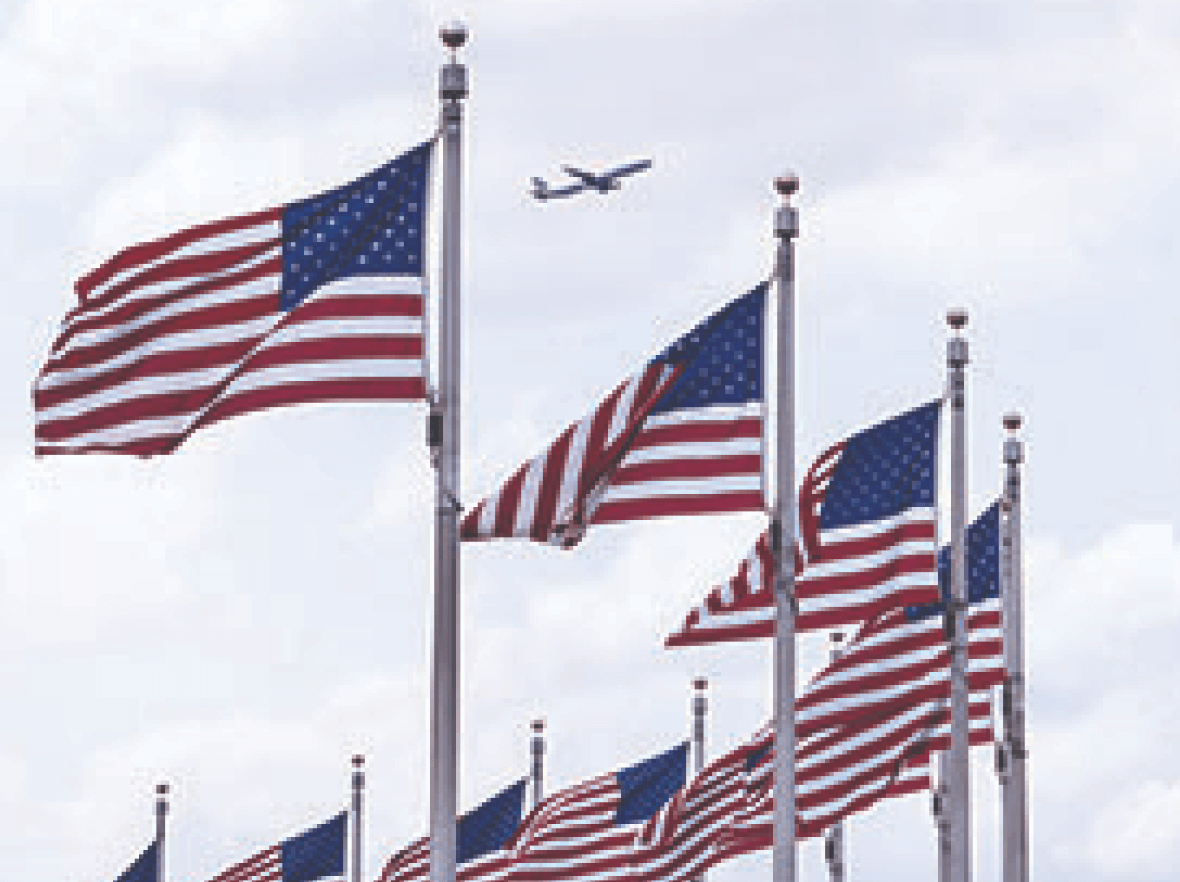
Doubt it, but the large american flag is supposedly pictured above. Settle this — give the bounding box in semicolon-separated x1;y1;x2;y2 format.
508;743;688;882
666;400;942;644
461;287;766;548
376;780;526;882
34;142;432;456
204;813;347;882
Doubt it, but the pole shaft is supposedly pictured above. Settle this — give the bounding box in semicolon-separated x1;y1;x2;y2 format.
947;323;971;882
352;760;365;882
1001;429;1029;882
431;46;466;882
154;785;168;882
936;755;950;882
824;638;845;882
772;185;799;882
531;724;546;808
691;681;708;882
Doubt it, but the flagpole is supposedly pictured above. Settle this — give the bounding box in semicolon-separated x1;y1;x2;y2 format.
154;783;169;882
772;173;799;882
352;755;366;882
946;309;971;882
1000;413;1029;882
431;21;468;882
823;634;845;882
531;720;546;808
690;678;708;882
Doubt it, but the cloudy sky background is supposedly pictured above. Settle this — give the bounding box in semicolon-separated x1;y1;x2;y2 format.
2;1;1178;881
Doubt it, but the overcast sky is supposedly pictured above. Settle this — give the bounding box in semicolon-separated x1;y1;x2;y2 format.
2;2;1178;881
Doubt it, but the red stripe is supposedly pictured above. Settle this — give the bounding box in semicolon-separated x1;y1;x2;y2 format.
492;466;530;538
50;259;281;362
227;336;422;374
283;292;423;323
76;208;281;300
591;490;763;525
629;416;762;448
610;453;762;485
529;423;578;542
37;386;223;441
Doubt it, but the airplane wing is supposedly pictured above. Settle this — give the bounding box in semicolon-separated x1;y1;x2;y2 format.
603;158;652;180
561;166;604;187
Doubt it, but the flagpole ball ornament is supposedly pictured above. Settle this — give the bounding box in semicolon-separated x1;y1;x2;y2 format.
774;174;800;241
156;783;169;796
532;719;545;733
440;20;468;50
774;174;800;199
946;308;969;331
694;677;708;691
1004;412;1024;466
352;754;365;768
1003;412;1023;433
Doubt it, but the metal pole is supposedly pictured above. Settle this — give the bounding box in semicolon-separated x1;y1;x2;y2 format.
824;634;845;882
431;21;468;882
935;754;950;882
1000;413;1029;882
154;783;168;882
692;678;708;776
530;720;546;808
772;173;799;882
351;755;366;882
946;309;971;882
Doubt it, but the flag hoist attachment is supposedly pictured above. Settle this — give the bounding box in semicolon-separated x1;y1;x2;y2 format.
431;20;468;882
945;308;972;882
999;413;1029;882
823;634;845;882
771;172;799;882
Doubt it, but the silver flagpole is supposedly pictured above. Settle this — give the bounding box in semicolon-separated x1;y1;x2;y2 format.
530;720;546;808
154;783;169;882
431;21;468;882
1000;413;1029;882
946;309;971;882
691;678;708;882
823;634;845;882
772;173;799;882
351;755;366;882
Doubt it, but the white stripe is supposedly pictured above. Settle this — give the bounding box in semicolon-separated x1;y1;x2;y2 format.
56;255;280;359
252;314;424;349
82;218;282;306
615;437;761;466
39;313;281;393
642;401;763;428
37;365;233;424
816;506;937;545
604;370;649;448
797;569;938;614
513;453;548;538
300;273;422;299
596;474;761;504
554;411;595;529
36;413;195;449
214;357;423;399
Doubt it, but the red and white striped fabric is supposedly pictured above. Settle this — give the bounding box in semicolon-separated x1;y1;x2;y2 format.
204;844;284;882
375;835;515;882
667;402;943;644
883;695;996;800
35;143;431;456
461;286;766;548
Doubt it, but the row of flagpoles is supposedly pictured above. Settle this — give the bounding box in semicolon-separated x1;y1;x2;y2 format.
33;21;1032;882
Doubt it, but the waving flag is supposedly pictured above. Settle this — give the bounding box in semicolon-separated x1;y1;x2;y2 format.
35;142;432;456
376;780;527;882
795;503;1005;735
509;743;688;882
462;287;766;547
205;813;346;882
666;400;942;645
112;841;158;882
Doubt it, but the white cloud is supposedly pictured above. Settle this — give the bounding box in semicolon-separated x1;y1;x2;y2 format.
1084;778;1180;877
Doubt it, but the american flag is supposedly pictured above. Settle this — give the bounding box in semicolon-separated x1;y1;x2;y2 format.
205;813;346;882
508;743;688;882
376;780;526;882
461;287;766;548
666;400;942;645
34;142;432;456
796;503;1005;737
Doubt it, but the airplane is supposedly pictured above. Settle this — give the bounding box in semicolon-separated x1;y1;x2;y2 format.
531;158;653;201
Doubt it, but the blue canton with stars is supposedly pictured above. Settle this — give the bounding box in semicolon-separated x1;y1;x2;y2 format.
906;501;1001;622
280;140;432;310
649;284;766;415
819;400;941;532
614;742;688;826
457;779;526;865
